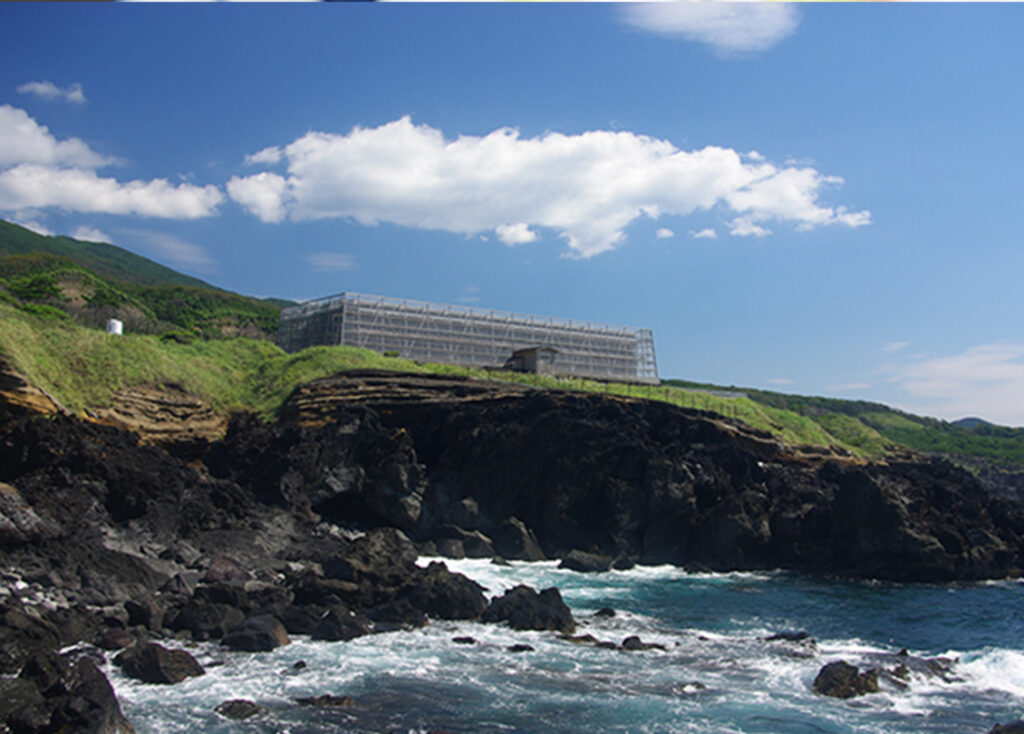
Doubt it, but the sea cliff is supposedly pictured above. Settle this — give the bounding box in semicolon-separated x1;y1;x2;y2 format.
1;369;1023;730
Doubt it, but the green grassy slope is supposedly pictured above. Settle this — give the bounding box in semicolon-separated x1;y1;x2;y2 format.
7;295;1024;468
0;300;867;452
0;300;414;417
0;219;215;289
0;252;281;340
3;218;1021;467
665;378;1024;468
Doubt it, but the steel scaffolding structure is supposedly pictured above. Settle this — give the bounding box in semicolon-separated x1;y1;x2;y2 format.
277;292;659;383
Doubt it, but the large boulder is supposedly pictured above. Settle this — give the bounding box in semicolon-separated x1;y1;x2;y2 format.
114;643;205;685
2;656;136;734
311;606;372;642
482;585;575;633
0;601;61;673
322;528;419;587
990;723;1024;734
0;481;61;544
493;518;546;561
53;658;138;733
812;660;880;698
398;562;487;620
216;699;261;720
222;615;290;652
164;599;246;641
559;550;613;573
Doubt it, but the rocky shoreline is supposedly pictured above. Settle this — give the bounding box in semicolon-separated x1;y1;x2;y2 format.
3;369;1024;732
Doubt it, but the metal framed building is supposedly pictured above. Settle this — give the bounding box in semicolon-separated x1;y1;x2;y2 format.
277;292;658;384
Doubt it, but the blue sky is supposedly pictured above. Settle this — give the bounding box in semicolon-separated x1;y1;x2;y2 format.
3;3;1024;424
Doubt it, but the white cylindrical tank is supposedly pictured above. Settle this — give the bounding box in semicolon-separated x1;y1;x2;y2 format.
106;319;123;336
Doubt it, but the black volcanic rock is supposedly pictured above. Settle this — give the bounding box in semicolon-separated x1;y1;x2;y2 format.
331;380;1023;582
114;642;205;685
216;699;261;720
482;585;575;633
3;371;1024;734
812;660;880;698
165;599;245;641
311;606;373;642
222;615;290;652
493;517;546;561
559;550;613;573
398;561;487;620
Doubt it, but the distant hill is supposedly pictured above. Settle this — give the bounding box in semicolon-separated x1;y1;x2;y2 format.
0;219;215;289
952;417;993;429
0;220;285;341
663;378;1024;469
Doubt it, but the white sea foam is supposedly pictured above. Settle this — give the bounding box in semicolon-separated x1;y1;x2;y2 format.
958;648;1024;698
109;558;1024;733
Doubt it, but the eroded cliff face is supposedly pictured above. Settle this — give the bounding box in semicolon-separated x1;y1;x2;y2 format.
2;368;1021;584
268;371;1024;582
1;368;1021;730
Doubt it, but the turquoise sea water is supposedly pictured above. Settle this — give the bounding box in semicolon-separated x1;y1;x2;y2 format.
108;559;1024;733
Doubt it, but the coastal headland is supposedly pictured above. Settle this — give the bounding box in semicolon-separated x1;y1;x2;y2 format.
2;367;1023;730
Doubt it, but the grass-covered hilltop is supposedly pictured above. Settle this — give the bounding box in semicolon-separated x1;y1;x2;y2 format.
3;218;1024;473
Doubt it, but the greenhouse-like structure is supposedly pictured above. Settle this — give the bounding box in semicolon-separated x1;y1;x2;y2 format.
277;292;658;384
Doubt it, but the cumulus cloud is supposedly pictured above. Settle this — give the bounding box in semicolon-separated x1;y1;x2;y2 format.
70;225;112;244
656;228;675;239
17;80;86;104
306;252;357;272
120;228;216;272
13;218;53;237
229;116;869;258
226;172;288;223
0;105;115;169
245;146;283;166
691;228;717;239
622;3;800;55
886;342;1024;426
0;107;223;220
0;164;224;219
495;223;538;246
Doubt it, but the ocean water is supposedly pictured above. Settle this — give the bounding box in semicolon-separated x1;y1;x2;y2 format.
106;559;1024;733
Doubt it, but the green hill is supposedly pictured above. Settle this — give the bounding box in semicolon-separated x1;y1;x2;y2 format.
4;215;1024;471
0;219;216;289
664;378;1024;469
0;220;284;340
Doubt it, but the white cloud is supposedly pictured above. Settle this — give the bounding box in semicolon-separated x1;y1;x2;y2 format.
656;227;675;239
495;223;538;246
230;116;869;258
120;228;216;272
0;105;115;169
691;227;717;239
306;252;357;272
70;225;112;243
886;341;1024;426
13;218;53;237
0;164;224;219
226;172;288;223
0;107;223;220
883;340;910;353
245;146;283;166
17;80;86;104
622;3;800;55
766;378;795;385
729;216;771;237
